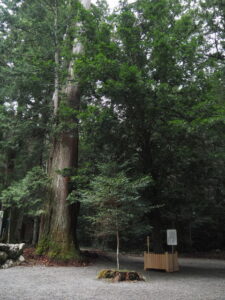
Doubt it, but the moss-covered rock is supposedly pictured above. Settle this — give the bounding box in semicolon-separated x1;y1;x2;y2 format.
0;244;25;269
97;269;115;279
97;269;145;282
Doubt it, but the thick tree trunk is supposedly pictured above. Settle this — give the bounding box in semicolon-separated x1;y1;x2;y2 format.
38;131;79;258
38;0;91;260
141;135;164;253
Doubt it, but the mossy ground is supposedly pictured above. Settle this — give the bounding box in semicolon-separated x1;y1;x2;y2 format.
23;247;89;266
36;238;82;262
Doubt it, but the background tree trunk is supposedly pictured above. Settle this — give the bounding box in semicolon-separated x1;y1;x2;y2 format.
151;210;164;253
32;217;39;246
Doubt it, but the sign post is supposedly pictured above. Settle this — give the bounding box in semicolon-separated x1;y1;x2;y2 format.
167;229;177;248
167;229;178;270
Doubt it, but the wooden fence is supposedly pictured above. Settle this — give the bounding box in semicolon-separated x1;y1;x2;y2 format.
144;252;179;272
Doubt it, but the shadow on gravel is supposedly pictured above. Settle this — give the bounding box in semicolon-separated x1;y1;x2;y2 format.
178;266;225;279
104;254;225;282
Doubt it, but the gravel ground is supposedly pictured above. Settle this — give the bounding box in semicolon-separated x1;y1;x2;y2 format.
0;254;224;300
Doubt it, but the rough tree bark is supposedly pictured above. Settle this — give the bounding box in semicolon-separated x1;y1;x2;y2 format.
38;0;91;260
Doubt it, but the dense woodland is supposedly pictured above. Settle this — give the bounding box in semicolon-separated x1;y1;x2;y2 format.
0;0;224;259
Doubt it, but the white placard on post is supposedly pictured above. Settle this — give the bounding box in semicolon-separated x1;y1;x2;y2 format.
167;229;177;246
0;211;3;235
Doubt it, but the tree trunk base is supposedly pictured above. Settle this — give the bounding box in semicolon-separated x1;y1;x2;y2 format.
36;237;80;261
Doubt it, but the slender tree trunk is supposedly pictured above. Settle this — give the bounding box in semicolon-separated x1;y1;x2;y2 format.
188;221;193;251
116;229;120;270
38;0;91;260
7;208;11;243
52;0;59;116
4;149;16;242
14;210;24;242
32;217;39;246
116;210;120;270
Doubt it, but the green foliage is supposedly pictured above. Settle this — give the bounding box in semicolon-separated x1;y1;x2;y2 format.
75;0;225;251
78;162;153;244
0;167;48;217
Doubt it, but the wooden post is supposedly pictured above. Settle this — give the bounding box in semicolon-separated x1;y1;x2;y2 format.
144;251;147;270
172;245;174;271
147;236;150;253
7;208;11;243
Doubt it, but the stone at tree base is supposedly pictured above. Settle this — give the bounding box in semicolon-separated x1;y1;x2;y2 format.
18;255;25;263
113;271;144;282
2;259;14;269
0;244;9;253
8;244;25;259
0;243;25;259
0;243;25;269
0;251;8;265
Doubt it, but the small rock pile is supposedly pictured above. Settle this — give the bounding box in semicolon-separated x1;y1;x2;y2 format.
0;243;25;269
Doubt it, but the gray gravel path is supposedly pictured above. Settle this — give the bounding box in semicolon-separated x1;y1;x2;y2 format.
0;254;224;300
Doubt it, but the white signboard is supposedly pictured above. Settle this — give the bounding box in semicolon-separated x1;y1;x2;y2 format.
0;211;3;235
167;229;177;246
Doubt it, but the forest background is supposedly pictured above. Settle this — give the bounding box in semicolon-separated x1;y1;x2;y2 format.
0;0;224;258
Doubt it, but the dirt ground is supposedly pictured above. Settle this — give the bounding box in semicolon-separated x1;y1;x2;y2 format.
0;253;224;300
